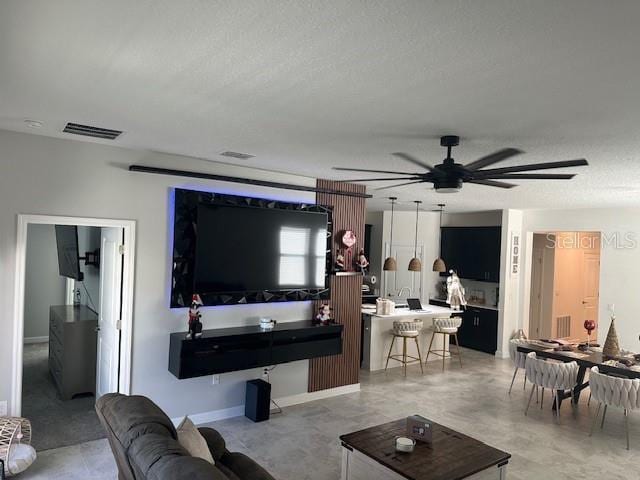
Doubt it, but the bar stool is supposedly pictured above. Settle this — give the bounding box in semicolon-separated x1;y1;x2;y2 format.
426;316;463;371
385;320;424;376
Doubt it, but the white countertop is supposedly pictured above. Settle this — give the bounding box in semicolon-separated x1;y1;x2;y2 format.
361;304;458;318
429;297;500;311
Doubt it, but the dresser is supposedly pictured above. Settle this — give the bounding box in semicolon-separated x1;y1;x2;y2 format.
48;305;98;400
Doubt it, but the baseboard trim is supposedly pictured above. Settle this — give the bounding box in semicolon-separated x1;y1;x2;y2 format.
172;382;361;426
24;336;48;344
273;383;360;409
495;349;509;359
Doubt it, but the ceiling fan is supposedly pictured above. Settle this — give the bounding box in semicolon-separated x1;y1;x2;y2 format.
333;135;588;193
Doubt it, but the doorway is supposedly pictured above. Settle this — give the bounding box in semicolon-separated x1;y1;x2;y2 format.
527;232;601;341
11;215;135;451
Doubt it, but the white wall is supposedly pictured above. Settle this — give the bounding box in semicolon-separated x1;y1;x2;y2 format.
0;129;320;417
23;224;66;339
520;207;640;352
76;226;101;312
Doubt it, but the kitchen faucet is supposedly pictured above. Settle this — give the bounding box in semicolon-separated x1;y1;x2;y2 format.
397;286;412;298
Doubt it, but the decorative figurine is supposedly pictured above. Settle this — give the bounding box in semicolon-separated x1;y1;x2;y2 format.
315;303;333;325
334;249;346;272
355;248;369;273
187;294;203;339
446;270;467;310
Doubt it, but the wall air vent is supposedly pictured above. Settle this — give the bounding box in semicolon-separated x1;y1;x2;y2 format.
63;122;123;140
219;151;255;160
556;315;571;338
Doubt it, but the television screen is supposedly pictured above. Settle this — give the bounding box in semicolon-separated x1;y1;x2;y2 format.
54;225;83;281
194;203;328;294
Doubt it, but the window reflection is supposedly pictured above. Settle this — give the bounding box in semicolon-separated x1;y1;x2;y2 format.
279;227;326;287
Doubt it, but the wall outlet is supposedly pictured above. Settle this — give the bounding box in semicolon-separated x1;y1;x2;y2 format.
211;375;220;385
0;400;7;416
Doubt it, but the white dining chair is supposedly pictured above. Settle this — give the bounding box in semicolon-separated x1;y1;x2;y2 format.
524;352;579;423
589;366;640;450
508;339;528;394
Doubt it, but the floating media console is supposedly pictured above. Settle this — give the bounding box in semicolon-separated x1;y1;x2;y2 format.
169;321;343;379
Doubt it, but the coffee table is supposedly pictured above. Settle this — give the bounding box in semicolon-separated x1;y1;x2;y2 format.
340;419;510;480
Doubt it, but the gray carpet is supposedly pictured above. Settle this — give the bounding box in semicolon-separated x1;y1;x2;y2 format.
22;343;106;451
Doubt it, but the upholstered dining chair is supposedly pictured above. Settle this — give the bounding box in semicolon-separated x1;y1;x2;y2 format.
425;316;463;371
589;366;640;450
524;352;579;423
508;338;529;394
385;320;424;376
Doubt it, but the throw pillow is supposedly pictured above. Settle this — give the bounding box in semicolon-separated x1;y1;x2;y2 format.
176;416;215;465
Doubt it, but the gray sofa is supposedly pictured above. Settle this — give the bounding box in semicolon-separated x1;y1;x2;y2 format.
96;393;275;480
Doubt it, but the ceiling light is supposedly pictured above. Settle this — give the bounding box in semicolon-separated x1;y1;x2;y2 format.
408;200;422;272
383;197;398;271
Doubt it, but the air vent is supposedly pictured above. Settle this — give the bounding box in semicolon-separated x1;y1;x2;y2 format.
63;122;123;140
219;151;255;160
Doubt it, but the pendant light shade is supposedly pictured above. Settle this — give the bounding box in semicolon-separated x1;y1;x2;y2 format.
383;197;398;271
432;203;447;272
408;200;422;271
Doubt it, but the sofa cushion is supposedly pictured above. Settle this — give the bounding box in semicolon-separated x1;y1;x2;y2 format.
147;455;228;480
197;427;227;461
220;452;276;480
176;417;215;465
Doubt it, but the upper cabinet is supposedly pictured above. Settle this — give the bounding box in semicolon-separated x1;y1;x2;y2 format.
440;226;501;282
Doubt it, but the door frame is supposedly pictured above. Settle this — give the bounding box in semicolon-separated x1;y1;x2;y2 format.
11;214;136;416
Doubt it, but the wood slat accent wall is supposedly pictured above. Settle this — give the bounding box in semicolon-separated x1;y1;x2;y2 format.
308;179;366;392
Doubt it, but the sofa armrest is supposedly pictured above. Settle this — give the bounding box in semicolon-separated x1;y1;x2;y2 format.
220;452;276;480
198;427;227;461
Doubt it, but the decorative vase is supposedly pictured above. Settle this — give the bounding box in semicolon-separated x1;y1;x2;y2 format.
602;316;621;358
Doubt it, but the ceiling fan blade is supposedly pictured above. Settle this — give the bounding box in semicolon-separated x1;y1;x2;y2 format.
473;159;588;176
477;173;576;180
332;167;418;175
336;177;422;182
375;180;428;190
467;179;517;189
463;148;524;171
392;153;434;171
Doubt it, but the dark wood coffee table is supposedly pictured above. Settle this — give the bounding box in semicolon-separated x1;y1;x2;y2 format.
340;419;510;480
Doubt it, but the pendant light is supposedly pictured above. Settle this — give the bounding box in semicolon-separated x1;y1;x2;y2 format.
408;200;422;271
383;197;398;271
432;203;447;272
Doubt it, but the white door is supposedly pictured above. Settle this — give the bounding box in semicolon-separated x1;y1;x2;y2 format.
96;227;124;398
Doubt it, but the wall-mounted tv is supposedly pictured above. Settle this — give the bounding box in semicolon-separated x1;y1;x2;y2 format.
55;225;84;281
170;189;331;308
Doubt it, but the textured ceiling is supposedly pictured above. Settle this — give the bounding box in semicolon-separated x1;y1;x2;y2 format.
2;0;640;212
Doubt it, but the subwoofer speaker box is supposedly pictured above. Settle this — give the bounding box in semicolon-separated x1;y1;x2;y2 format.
245;379;271;422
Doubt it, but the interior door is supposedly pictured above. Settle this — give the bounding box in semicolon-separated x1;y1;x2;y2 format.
96;227;124;398
582;251;600;335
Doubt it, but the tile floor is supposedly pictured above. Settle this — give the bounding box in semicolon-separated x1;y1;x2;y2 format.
17;348;639;479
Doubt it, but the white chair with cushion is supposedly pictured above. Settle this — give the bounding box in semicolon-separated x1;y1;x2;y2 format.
589;366;640;450
524;352;579;423
425;316;463;371
385;320;424;376
508;338;529;394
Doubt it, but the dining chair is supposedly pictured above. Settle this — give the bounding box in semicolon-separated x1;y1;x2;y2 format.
508;339;528;394
385;320;424;376
524;352;578;423
425;316;463;371
589;366;640;450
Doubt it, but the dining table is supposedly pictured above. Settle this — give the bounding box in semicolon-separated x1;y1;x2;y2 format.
517;341;640;408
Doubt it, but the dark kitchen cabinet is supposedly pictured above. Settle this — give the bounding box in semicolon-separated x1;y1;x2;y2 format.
428;300;498;354
440;226;501;282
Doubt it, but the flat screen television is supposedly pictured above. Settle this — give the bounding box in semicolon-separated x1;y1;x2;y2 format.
170;189;331;307
54;225;84;281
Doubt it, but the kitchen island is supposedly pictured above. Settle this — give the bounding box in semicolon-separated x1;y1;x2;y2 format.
361;304;459;372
